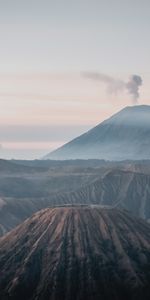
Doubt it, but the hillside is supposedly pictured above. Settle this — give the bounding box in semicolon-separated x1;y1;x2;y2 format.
1;164;150;236
0;206;150;300
52;169;150;220
45;105;150;160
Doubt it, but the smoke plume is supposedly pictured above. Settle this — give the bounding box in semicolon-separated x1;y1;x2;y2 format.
82;72;143;105
126;75;142;105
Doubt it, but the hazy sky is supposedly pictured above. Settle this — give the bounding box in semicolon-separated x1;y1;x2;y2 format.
0;0;150;158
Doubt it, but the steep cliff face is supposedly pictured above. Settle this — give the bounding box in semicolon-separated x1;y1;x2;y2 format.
0;206;150;300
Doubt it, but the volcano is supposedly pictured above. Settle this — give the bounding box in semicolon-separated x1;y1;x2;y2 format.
45;105;150;160
0;206;150;300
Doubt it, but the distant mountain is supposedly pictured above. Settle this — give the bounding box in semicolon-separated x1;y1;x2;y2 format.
0;159;48;173
0;206;150;300
45;105;150;160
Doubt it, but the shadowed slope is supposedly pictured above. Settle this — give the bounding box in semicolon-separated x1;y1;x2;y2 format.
0;206;150;300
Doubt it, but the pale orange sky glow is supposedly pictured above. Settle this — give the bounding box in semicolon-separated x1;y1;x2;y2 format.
0;72;149;158
0;72;148;126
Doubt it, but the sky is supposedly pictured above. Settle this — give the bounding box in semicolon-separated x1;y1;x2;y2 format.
0;0;150;159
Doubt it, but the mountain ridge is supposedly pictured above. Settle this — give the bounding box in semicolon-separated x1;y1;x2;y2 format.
1;165;150;236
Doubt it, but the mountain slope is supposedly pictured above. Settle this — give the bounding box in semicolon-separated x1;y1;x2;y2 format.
51;169;150;220
45;105;150;160
1;168;150;236
0;206;150;300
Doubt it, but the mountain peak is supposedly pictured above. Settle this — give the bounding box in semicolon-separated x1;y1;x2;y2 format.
44;104;150;160
108;104;150;118
122;104;150;111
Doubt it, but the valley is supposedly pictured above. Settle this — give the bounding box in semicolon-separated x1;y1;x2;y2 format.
0;159;150;236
